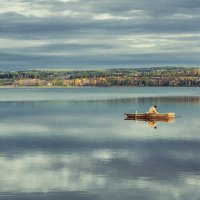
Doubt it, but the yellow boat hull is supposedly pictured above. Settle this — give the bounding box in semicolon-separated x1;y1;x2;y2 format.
125;112;175;120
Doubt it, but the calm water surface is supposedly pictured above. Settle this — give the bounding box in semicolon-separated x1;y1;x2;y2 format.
0;87;200;200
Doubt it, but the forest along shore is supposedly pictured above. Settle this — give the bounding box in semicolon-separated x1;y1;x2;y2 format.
1;67;200;87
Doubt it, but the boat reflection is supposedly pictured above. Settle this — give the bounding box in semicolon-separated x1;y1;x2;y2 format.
125;117;175;129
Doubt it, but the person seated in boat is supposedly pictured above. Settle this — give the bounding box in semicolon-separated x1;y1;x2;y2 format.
148;105;158;114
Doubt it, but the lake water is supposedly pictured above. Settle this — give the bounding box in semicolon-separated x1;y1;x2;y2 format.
0;87;200;200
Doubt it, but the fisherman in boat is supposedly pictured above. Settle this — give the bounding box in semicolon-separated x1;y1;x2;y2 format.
148;105;158;114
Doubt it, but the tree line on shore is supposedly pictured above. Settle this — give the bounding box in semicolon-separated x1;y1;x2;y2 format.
0;67;200;87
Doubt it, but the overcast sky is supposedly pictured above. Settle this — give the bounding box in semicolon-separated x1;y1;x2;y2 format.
1;0;200;70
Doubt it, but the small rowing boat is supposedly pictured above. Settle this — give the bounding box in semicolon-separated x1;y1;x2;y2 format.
125;112;175;120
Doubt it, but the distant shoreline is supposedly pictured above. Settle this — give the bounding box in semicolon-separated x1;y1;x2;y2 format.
1;67;200;87
1;85;200;88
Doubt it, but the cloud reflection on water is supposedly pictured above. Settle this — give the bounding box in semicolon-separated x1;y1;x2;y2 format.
1;144;200;199
0;91;200;199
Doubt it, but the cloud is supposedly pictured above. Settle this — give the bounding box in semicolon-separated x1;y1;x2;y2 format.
1;0;200;70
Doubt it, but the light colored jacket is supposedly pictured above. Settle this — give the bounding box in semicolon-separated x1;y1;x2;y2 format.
148;106;158;114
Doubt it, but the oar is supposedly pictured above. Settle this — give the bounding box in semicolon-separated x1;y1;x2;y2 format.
175;115;182;118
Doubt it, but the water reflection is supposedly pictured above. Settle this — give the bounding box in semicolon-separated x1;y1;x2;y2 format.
1;139;200;199
0;89;200;200
125;118;175;129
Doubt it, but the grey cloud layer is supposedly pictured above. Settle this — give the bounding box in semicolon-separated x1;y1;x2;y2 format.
1;0;200;69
